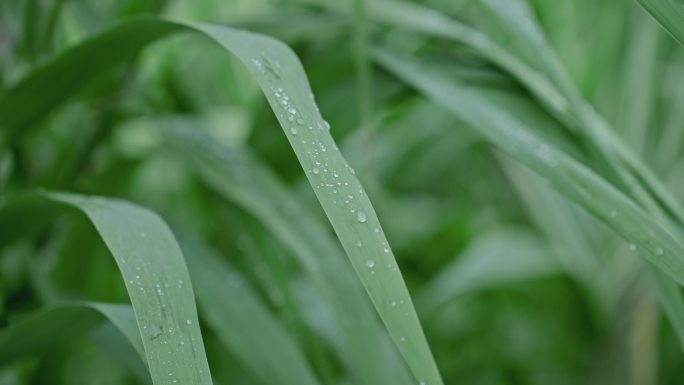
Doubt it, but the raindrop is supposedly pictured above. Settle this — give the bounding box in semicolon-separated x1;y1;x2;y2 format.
391;300;397;307
629;243;636;251
357;241;363;247
186;319;193;325
366;259;375;268
312;167;320;175
656;247;664;256
357;211;367;223
290;127;298;135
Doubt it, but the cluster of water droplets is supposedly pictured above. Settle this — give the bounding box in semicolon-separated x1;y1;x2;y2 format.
254;56;417;337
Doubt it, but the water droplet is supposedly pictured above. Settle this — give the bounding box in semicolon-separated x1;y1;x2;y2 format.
629;243;636;251
374;227;380;233
186;319;193;325
290;127;297;135
312;167;320;175
383;247;390;253
366;259;375;268
400;336;406;342
391;300;397;307
357;241;362;247
357;211;367;223
656;247;664;256
149;324;163;340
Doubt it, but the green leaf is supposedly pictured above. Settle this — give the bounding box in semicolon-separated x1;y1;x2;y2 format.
415;228;561;314
0;192;212;385
160;119;413;385
179;235;322;385
0;302;143;364
0;17;442;384
375;48;684;290
637;0;684;45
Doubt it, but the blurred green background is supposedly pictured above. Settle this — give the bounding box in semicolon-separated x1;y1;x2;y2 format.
1;0;684;384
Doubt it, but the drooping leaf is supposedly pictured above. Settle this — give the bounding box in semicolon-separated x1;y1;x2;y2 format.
0;192;212;385
0;17;442;384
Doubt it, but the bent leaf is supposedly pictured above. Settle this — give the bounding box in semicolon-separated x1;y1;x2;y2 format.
0;17;442;385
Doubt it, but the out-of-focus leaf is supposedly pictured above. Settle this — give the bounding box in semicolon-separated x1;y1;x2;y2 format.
0;302;142;363
416;228;561;313
179;235;322;385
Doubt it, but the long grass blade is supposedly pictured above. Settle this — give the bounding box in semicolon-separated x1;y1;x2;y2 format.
0;17;442;384
161;119;413;385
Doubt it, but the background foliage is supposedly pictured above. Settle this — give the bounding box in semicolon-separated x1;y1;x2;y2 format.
1;0;684;384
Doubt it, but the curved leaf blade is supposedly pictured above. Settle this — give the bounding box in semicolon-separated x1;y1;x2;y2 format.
0;17;443;384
